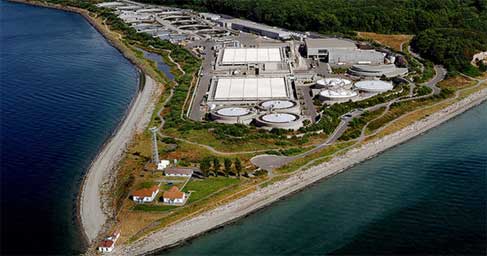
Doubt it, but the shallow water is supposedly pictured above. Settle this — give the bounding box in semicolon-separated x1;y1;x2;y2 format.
1;1;138;254
164;102;487;255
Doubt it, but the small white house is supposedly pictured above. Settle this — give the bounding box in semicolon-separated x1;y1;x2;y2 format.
164;167;194;178
132;185;159;203
163;186;187;205
157;160;171;170
98;240;114;253
108;229;121;242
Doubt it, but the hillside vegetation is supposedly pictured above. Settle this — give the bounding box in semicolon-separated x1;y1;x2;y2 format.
138;0;487;72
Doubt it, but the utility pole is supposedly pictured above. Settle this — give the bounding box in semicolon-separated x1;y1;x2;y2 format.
150;127;159;164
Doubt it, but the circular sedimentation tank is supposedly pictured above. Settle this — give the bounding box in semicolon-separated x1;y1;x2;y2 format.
354;80;393;93
319;89;358;101
216;107;250;117
258;100;300;113
210;106;256;124
261;113;298;123
256;112;303;130
316;78;352;88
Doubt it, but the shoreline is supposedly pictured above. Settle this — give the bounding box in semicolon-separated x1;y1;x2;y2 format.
117;88;487;255
7;1;486;254
6;0;160;245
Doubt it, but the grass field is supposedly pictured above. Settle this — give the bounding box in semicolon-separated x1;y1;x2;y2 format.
358;32;413;52
183;177;241;203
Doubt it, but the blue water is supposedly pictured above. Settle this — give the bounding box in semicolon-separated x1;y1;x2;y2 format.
137;48;175;80
164;102;487;255
0;1;138;254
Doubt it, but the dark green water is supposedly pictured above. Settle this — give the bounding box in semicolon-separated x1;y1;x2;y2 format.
164;102;487;255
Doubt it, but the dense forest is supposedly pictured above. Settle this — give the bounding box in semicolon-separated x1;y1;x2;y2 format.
137;0;487;72
411;28;487;72
137;0;487;34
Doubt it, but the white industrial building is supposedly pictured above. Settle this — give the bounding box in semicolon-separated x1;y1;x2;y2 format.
305;38;385;65
348;64;409;78
220;48;283;65
209;77;291;102
218;18;292;40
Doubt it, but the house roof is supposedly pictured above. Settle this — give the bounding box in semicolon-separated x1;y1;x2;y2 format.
163;186;185;199
165;167;195;176
132;185;159;198
98;239;114;248
110;229;121;238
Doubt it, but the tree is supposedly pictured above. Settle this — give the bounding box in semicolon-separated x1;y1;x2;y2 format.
200;157;211;177
212;157;221;175
224;158;232;177
234;158;242;177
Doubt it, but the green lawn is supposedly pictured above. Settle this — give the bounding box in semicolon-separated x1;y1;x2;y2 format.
132;204;177;212
183;177;241;203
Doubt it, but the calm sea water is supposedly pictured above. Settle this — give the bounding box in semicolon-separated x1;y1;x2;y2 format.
0;1;138;254
165;102;487;255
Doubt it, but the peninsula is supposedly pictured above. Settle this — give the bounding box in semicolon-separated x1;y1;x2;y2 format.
9;0;487;254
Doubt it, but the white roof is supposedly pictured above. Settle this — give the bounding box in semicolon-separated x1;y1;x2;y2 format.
221;48;282;64
214;77;288;100
354;80;393;92
260;100;295;109
317;78;352;87
320;89;358;98
261;113;297;123
216;107;250;116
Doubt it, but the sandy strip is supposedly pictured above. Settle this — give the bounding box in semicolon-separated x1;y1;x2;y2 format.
80;75;157;242
116;88;487;255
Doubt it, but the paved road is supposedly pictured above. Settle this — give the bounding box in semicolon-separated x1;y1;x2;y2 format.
188;40;215;121
424;65;446;95
251;109;361;171
296;85;318;122
251;63;447;172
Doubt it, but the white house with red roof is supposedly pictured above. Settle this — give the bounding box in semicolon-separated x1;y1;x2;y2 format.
98;240;115;253
97;229;121;253
132;185;159;203
163;186;187;205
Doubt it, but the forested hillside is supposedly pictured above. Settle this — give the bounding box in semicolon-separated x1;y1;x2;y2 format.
138;0;487;72
138;0;487;34
411;29;487;72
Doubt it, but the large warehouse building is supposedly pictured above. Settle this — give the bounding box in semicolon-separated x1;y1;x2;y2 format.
305;38;385;65
220;47;283;65
208;76;291;103
218;18;292;40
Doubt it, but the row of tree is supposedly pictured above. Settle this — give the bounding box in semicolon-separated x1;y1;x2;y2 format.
199;157;244;177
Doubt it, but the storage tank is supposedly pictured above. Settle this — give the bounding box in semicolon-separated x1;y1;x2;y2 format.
315;78;352;89
318;89;358;102
258;100;300;114
255;113;303;130
210;107;256;124
354;80;393;93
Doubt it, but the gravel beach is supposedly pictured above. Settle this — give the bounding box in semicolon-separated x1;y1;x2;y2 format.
80;75;157;242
